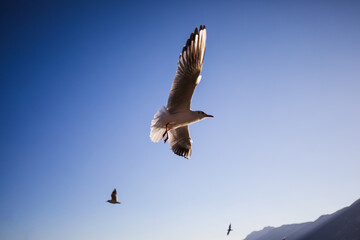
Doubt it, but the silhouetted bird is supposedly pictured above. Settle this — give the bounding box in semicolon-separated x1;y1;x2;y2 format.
227;223;233;235
150;25;213;159
107;188;121;204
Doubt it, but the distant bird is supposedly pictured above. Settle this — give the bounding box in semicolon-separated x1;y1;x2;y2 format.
150;25;213;159
107;188;121;204
227;223;233;236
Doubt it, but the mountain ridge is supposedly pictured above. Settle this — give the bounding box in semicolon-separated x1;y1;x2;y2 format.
245;198;360;240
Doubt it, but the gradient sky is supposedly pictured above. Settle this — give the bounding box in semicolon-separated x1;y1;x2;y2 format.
1;1;360;239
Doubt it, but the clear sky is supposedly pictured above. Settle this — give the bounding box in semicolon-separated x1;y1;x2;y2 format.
1;0;360;239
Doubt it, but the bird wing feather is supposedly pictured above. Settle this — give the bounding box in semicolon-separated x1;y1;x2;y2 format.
167;25;207;113
168;126;192;159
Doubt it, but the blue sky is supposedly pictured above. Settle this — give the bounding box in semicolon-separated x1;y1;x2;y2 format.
1;0;360;239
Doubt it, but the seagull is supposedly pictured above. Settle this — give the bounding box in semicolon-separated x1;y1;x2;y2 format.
150;25;213;159
107;188;121;204
227;223;233;236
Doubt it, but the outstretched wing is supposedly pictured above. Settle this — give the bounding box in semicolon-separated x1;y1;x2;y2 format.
168;126;192;159
111;189;118;201
167;25;207;113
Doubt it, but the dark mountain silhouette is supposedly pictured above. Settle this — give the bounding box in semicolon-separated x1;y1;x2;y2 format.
245;198;360;240
245;223;310;240
245;226;276;240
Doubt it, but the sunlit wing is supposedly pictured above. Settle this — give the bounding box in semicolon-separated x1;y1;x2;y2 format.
168;126;192;159
167;25;207;113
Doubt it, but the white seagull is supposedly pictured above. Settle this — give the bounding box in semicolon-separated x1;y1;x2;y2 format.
150;25;213;159
107;188;121;204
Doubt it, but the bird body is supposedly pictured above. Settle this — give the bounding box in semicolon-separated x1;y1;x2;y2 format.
227;224;233;235
162;109;208;128
150;25;212;159
107;188;121;204
151;107;212;142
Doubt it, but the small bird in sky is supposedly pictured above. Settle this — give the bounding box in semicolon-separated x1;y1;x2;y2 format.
227;223;233;236
107;188;121;204
150;25;213;159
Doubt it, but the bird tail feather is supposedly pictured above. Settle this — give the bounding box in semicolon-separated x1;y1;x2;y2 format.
150;106;169;142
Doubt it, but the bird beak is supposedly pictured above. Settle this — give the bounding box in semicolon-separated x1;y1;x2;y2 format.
205;114;214;118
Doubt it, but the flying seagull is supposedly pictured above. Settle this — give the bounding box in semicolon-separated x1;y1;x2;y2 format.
150;25;213;159
107;188;121;204
227;223;233;236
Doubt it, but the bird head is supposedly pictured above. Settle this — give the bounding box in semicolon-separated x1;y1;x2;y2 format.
196;111;213;120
